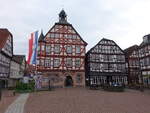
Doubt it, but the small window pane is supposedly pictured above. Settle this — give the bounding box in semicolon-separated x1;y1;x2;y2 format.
73;35;76;39
68;34;72;38
76;75;82;83
76;46;81;54
50;33;55;38
55;34;60;38
66;46;72;54
54;59;60;67
64;34;68;38
40;59;44;66
46;45;51;54
36;60;39;65
66;58;72;67
75;58;80;67
54;45;60;54
45;59;51;67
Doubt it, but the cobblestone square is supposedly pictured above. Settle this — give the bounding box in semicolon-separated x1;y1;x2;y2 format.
24;88;150;113
0;90;19;113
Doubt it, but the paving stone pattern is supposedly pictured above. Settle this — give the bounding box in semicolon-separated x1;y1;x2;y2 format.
5;93;29;113
25;88;150;113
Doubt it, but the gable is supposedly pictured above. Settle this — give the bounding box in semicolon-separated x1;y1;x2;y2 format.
90;39;124;54
44;23;87;45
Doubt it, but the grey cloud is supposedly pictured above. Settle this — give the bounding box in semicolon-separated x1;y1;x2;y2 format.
0;0;149;55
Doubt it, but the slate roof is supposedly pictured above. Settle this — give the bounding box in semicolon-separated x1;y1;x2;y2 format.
38;31;45;42
124;45;139;56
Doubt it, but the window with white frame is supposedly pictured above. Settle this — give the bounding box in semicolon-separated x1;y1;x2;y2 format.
72;35;77;39
46;45;51;54
40;59;44;66
54;59;60;67
66;58;72;67
66;46;72;54
45;59;51;67
55;33;60;38
36;59;40;65
50;33;55;38
64;34;68;38
76;46;81;54
54;45;60;54
75;58;80;67
76;74;82;83
68;34;72;38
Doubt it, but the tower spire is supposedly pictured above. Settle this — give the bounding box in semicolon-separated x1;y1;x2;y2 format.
59;9;68;24
38;29;45;42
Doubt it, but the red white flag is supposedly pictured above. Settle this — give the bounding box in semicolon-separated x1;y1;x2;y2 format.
27;32;35;64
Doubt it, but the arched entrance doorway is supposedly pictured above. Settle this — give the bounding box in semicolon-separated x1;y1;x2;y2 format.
65;76;73;87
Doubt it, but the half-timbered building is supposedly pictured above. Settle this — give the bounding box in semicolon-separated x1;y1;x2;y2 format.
0;29;13;88
85;38;128;86
9;55;26;87
37;10;87;88
9;55;21;87
138;34;150;86
124;45;141;84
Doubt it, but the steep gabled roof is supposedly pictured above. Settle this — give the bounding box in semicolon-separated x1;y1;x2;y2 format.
139;41;150;48
45;22;88;46
124;45;139;56
0;29;12;50
38;31;45;42
87;38;124;54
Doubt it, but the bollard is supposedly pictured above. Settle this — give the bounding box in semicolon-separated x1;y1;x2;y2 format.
49;80;51;91
140;85;144;92
13;91;15;96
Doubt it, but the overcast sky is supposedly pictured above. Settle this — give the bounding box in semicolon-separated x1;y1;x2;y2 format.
1;0;150;57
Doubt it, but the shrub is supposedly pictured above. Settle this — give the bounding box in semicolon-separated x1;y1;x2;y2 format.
15;81;35;93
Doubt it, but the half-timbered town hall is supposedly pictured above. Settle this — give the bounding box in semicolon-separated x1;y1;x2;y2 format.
85;38;128;86
37;10;87;87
